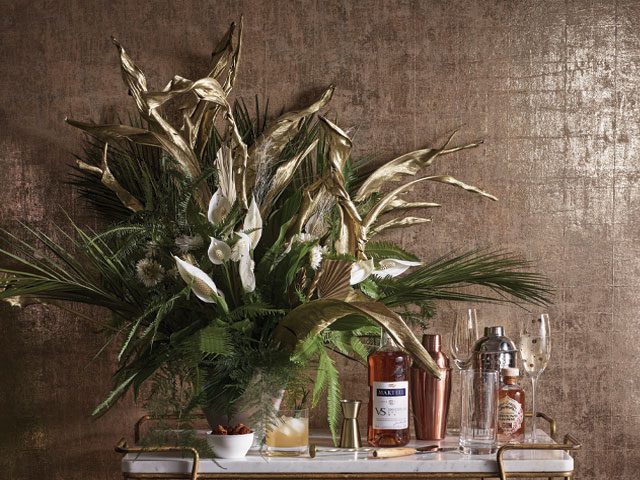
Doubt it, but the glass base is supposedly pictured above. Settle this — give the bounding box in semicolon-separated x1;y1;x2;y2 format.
459;442;497;455
263;445;307;457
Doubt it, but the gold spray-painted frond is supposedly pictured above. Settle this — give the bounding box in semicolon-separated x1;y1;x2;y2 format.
291;180;330;237
65;118;207;211
362;177;436;233
315;260;351;300
140;73;251;207
76;143;143;212
245;86;334;193
370;217;431;236
355;131;483;201
362;175;496;240
318;116;366;258
144;76;229;111
272;299;442;379
208;23;236;78
382;199;441;213
67;38;211;209
424;175;498;201
261;140;319;217
195;19;243;155
111;37;149;114
65;120;161;148
223;16;243;94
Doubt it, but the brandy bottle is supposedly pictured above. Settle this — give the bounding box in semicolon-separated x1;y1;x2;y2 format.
367;331;411;447
497;367;525;443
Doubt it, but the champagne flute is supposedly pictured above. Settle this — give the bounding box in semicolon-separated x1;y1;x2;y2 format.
519;314;551;443
451;308;479;370
447;308;479;435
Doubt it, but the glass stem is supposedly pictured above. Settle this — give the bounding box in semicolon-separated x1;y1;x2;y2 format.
530;377;537;442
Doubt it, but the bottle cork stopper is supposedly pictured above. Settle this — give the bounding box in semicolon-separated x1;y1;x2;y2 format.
502;367;519;377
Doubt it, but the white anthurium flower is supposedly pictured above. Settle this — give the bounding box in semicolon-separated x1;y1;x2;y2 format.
207;189;232;225
372;259;422;278
243;196;262;250
173;256;224;303
207;237;232;265
350;258;375;285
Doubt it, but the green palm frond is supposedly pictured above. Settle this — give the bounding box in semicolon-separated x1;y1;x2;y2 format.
376;250;553;310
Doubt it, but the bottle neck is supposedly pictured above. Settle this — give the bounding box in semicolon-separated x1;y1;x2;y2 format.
504;376;518;385
380;331;398;349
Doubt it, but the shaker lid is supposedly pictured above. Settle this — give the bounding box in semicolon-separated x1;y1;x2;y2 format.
473;325;516;353
484;326;504;336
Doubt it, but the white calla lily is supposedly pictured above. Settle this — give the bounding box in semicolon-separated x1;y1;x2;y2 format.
207;189;232;225
208;237;232;265
350;258;375;285
372;259;422;278
229;232;256;292
243;196;262;250
239;256;256;292
173;256;224;303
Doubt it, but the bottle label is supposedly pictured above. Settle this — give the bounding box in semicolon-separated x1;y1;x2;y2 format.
498;395;524;434
372;381;408;429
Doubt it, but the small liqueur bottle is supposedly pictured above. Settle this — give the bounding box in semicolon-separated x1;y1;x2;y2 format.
497;367;525;443
367;331;411;447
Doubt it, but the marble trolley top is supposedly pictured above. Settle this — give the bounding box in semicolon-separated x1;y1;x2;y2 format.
121;429;575;478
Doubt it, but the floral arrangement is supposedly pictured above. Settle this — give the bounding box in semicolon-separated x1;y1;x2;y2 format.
0;20;550;440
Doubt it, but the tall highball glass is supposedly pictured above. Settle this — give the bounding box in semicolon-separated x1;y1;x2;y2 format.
459;369;499;455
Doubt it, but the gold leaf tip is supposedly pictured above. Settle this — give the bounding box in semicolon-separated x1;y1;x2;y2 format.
325;84;336;99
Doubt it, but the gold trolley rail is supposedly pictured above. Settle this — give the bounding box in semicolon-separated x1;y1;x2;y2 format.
116;412;581;480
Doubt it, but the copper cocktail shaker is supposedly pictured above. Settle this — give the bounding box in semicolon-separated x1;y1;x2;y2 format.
410;334;452;440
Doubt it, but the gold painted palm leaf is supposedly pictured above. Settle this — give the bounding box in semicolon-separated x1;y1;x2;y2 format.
272;298;442;379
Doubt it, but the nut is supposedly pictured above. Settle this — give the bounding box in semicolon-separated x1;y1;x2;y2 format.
210;423;253;435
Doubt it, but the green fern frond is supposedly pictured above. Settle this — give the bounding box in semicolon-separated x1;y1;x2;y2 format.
197;325;232;355
349;336;370;362
321;347;341;444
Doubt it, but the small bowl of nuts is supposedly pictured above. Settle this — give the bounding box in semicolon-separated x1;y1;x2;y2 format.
206;423;254;459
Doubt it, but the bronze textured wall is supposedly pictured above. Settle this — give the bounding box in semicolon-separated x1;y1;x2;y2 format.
0;0;636;478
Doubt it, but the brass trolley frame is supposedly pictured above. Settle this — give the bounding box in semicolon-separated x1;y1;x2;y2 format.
116;412;581;480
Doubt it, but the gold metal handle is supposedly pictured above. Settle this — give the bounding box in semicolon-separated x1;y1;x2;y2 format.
371;447;417;458
115;437;201;480
524;411;557;440
496;433;582;480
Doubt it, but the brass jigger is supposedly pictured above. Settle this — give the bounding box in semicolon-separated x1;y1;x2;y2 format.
339;399;362;448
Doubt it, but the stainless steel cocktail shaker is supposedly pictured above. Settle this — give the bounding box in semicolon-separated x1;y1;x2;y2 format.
472;326;517;372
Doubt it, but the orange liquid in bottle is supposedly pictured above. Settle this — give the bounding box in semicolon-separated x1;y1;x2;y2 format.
367;334;411;447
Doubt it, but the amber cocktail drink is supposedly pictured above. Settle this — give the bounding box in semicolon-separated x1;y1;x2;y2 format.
265;409;308;456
